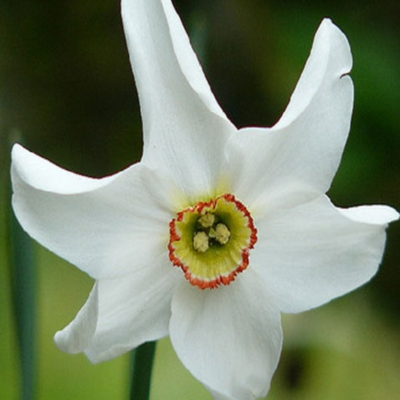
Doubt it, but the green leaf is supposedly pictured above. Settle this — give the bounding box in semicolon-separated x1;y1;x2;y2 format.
7;132;37;400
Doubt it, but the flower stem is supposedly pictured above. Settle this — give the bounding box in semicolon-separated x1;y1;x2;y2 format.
129;341;157;400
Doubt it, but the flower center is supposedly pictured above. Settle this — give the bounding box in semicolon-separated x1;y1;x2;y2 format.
168;194;257;289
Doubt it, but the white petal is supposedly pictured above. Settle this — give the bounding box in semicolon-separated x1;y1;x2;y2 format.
274;19;352;130
85;255;182;363
170;272;283;400
338;205;399;225
11;144;173;279
253;195;396;314
227;19;353;211
121;0;235;198
54;283;99;354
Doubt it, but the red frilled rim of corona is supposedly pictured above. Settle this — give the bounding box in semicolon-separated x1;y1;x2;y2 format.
168;193;257;290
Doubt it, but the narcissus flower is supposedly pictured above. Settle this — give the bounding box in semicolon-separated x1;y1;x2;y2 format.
11;0;398;399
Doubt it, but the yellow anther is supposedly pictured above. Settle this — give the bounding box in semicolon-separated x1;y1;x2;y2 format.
215;223;231;245
193;231;209;252
198;212;215;228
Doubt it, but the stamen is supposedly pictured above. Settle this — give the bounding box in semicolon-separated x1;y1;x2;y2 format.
193;231;209;253
198;212;215;228
215;223;230;245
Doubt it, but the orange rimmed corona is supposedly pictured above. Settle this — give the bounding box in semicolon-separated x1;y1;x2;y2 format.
168;194;258;289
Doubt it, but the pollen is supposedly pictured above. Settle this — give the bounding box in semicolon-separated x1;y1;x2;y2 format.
215;223;230;245
198;212;215;228
168;194;257;289
193;231;209;252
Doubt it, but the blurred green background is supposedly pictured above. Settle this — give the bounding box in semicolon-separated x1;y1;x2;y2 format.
0;0;399;399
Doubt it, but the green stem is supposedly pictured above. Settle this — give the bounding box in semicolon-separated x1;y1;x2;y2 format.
9;211;36;400
7;133;36;400
129;341;157;400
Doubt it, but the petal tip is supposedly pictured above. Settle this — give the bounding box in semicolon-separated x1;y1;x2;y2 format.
53;284;99;354
11;144;30;178
54;330;71;353
53;329;82;354
11;142;23;156
339;205;399;226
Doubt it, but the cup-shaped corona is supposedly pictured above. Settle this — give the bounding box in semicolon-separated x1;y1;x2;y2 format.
168;194;258;289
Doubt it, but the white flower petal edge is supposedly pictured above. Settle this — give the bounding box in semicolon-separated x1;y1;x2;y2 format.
338;205;399;225
228;19;353;212
11;144;175;279
273;18;352;130
122;0;235;199
55;283;99;353
56;254;182;361
252;195;399;314
170;271;283;400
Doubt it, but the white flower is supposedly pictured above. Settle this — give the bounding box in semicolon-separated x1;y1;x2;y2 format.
11;1;398;399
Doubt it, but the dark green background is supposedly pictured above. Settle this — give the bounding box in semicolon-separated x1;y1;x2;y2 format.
1;1;399;399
